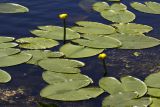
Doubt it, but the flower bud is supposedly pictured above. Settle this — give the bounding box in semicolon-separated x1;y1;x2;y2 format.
98;53;107;60
59;13;68;19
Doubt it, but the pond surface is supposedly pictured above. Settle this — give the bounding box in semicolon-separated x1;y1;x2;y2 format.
0;0;160;107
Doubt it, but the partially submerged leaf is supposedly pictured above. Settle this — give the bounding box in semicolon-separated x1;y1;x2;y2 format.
0;69;11;83
72;21;115;35
93;2;110;12
38;58;85;73
131;2;160;14
150;98;160;107
147;87;160;97
42;71;93;85
60;43;104;58
23;50;63;65
16;37;59;49
0;36;15;43
31;26;80;40
0;52;32;67
0;42;18;48
41;84;104;101
0;3;29;13
0;48;20;57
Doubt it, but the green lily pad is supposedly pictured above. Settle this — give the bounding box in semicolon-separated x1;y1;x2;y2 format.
0;48;20;57
147;87;160;97
38;58;85;73
131;2;160;14
16;37;59;49
108;33;160;49
99;76;147;97
102;92;152;107
93;2;110;12
40;84;104;101
150;98;160;107
145;72;160;88
0;3;29;13
0;36;15;43
31;25;80;40
42;71;93;85
0;52;32;67
23;50;64;65
0;69;11;83
112;23;153;34
0;42;18;48
72;35;121;49
71;21;115;35
60;43;104;58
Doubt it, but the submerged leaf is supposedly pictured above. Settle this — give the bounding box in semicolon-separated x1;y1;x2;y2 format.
131;2;160;14
0;52;32;67
0;3;29;13
16;37;59;49
38;58;85;73
42;71;93;85
23;50;63;65
60;43;104;58
31;25;80;40
0;69;11;83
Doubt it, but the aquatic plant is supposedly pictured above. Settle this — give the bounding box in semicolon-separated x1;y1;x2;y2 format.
98;53;108;76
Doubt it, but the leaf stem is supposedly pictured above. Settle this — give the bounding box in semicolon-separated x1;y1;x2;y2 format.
102;59;107;76
63;19;66;44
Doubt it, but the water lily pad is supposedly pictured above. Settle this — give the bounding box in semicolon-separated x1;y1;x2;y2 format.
147;87;160;97
72;35;121;49
40;84;104;101
0;52;32;67
93;2;110;12
0;42;18;48
60;43;104;58
112;23;153;34
23;50;64;65
0;3;29;13
71;21;115;35
150;98;160;107
38;58;85;73
42;71;93;85
0;69;11;83
31;25;80;40
131;2;160;14
99;76;147;97
145;72;160;88
16;37;59;49
0;48;20;57
102;92;151;107
108;33;160;49
0;36;15;43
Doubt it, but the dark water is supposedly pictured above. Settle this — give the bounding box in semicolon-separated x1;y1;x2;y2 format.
0;0;159;107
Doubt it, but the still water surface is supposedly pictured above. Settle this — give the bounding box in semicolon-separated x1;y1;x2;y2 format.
0;0;159;107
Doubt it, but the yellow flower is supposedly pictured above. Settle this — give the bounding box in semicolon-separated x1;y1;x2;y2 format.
59;13;68;19
98;53;107;60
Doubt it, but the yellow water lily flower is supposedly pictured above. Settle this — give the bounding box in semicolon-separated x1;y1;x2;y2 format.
98;53;107;60
59;13;68;19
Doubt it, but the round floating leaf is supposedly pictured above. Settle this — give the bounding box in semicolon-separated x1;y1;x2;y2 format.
38;58;85;74
72;35;121;49
0;69;11;83
16;37;59;49
0;36;15;43
145;72;160;88
121;76;147;97
31;26;80;40
93;2;110;12
99;77;124;94
71;21;115;35
0;42;18;48
0;52;32;67
110;3;127;11
0;48;20;57
0;3;29;13
60;43;104;58
102;92;152;107
108;33;160;49
41;84;104;101
42;71;93;85
101;9;135;23
112;23;153;34
131;2;160;14
23;50;64;65
150;98;160;107
147;87;160;97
